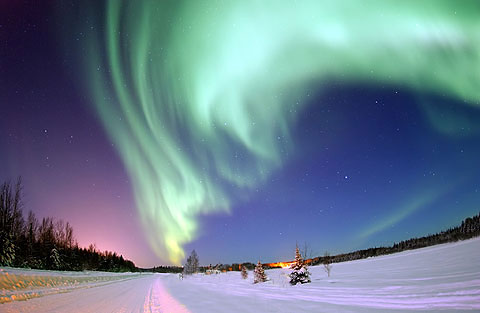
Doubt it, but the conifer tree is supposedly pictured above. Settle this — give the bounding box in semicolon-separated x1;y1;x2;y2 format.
253;261;267;283
241;264;248;279
0;231;16;266
50;247;61;270
289;245;311;285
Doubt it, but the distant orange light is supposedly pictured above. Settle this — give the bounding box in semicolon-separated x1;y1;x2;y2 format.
266;261;294;268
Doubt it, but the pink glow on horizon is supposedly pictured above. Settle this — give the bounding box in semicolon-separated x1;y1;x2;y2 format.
22;175;159;268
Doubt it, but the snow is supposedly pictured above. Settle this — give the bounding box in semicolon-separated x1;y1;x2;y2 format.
1;238;479;312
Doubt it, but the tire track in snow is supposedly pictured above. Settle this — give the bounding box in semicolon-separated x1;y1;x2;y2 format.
143;276;190;313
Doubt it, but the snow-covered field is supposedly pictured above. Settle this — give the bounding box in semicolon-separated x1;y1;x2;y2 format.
1;238;479;312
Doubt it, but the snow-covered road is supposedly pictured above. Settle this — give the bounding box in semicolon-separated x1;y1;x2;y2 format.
0;273;189;313
1;238;479;312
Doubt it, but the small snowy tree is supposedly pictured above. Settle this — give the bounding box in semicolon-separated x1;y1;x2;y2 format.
241;264;248;279
49;248;61;270
289;245;311;285
323;251;332;277
253;261;267;283
183;250;199;275
0;231;16;266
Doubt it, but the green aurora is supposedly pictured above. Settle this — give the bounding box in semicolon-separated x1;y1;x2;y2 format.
73;0;479;264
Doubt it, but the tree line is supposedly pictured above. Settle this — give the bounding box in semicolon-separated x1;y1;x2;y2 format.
0;178;136;272
309;212;480;266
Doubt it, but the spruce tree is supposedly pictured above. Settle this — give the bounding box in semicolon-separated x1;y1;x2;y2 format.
241;264;248;279
49;247;61;270
253;261;267;283
0;231;16;266
289;245;311;285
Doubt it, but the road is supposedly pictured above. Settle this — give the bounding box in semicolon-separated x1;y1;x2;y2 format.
0;274;189;313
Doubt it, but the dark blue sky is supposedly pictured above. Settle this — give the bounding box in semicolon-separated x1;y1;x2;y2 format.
1;1;479;267
188;85;480;264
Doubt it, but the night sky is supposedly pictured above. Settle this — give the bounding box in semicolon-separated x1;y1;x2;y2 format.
1;1;479;268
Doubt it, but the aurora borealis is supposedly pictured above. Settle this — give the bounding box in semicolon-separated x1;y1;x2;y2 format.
1;1;480;266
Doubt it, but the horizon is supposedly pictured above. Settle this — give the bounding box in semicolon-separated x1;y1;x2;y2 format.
1;1;480;268
142;212;480;269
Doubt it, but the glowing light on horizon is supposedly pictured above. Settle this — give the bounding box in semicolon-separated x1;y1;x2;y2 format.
268;262;295;269
74;0;479;264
